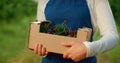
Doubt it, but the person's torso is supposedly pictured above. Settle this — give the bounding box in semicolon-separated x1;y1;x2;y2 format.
45;0;93;31
42;0;96;63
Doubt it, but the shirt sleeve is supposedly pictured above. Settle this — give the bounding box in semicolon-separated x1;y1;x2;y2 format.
37;0;48;22
83;0;119;57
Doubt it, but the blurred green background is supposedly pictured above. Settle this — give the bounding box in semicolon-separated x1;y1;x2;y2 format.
0;0;119;63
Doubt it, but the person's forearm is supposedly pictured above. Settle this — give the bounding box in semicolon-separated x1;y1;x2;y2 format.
84;32;118;57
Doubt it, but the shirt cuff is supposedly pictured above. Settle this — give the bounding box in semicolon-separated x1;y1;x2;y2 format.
83;41;95;58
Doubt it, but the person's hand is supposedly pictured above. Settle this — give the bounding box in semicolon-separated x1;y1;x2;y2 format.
34;44;48;56
62;42;87;62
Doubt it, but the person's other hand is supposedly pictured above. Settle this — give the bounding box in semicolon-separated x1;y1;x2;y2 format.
62;42;87;62
34;44;48;56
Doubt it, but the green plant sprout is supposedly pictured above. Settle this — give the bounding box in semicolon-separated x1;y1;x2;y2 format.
40;20;77;37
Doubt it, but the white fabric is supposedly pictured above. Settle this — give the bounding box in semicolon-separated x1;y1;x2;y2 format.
37;0;48;22
84;0;119;57
37;0;119;58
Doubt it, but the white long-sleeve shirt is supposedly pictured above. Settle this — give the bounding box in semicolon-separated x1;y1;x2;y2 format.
37;0;119;57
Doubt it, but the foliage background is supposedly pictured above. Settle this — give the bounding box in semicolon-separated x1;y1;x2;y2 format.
0;0;119;63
